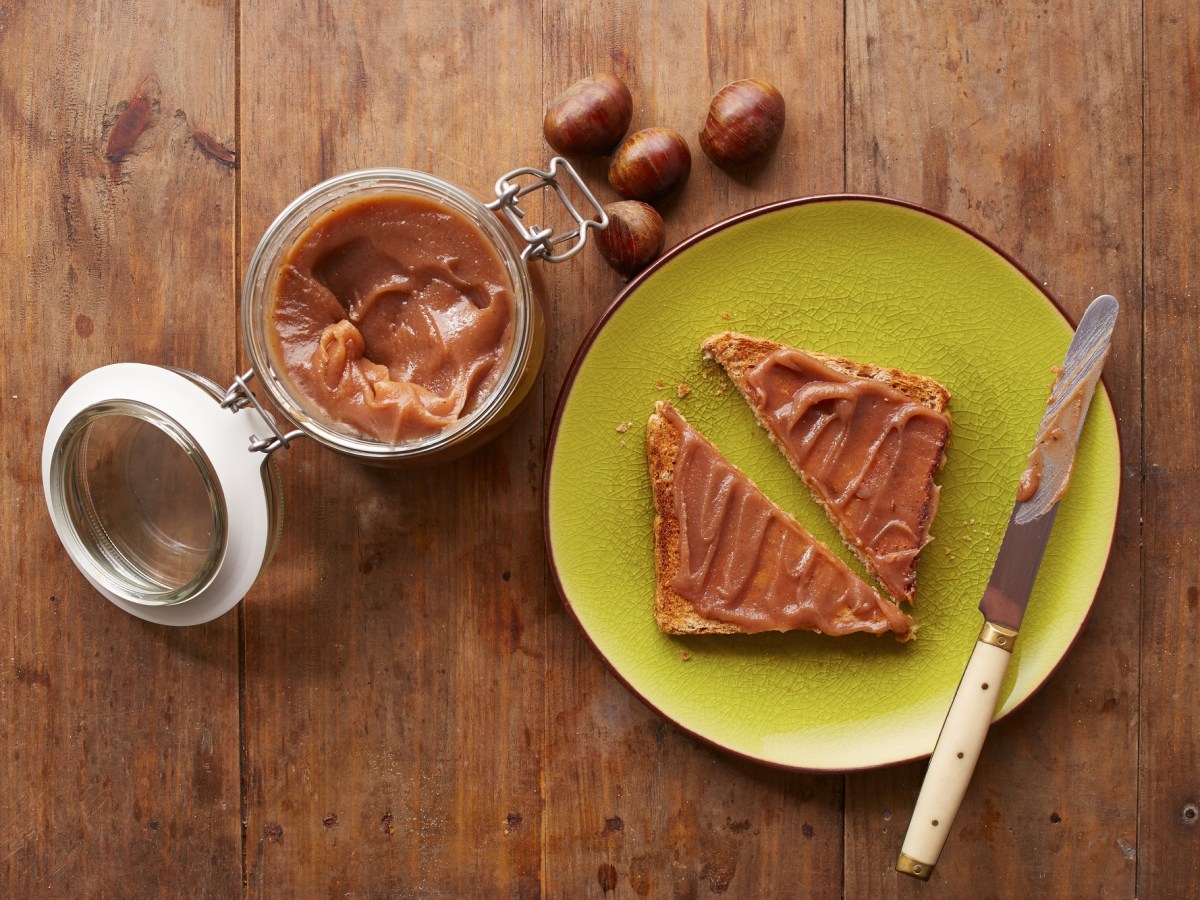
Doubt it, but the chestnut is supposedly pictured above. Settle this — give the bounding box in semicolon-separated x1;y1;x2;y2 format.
594;201;665;278
608;128;692;202
699;79;785;168
543;74;633;156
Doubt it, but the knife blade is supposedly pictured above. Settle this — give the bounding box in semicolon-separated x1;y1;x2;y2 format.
896;294;1119;881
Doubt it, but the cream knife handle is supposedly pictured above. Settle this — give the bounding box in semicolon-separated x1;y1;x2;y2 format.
897;622;1018;881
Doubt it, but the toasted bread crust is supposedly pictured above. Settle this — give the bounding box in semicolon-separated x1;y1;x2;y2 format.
647;408;742;634
702;333;951;417
701;333;950;604
647;403;914;640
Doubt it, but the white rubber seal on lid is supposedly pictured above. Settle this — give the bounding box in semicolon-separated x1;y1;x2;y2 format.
42;363;276;625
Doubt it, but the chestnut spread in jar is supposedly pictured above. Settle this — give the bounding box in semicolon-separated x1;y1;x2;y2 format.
269;194;515;442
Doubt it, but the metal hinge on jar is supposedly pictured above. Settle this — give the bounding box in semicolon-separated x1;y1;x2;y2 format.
221;370;305;455
486;157;609;263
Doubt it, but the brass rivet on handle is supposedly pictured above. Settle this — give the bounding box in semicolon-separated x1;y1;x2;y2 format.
979;621;1019;652
897;853;934;881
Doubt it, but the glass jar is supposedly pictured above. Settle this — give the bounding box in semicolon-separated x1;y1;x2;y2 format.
244;168;552;465
41;159;606;625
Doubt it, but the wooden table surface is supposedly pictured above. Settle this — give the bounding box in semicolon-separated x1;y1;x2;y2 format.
3;1;1196;896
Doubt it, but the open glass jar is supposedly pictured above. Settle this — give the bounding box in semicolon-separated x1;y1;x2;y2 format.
42;158;606;626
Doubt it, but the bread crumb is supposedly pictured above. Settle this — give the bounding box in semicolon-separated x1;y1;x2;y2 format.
720;312;731;320
618;439;626;448
615;421;632;433
680;650;691;661
677;383;692;398
654;379;665;390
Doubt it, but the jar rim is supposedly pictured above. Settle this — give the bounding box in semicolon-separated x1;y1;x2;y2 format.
241;168;534;461
48;399;229;606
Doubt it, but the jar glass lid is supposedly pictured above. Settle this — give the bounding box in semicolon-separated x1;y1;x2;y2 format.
51;400;227;605
43;364;283;625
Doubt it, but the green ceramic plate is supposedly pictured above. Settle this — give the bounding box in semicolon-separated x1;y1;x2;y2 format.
545;196;1120;771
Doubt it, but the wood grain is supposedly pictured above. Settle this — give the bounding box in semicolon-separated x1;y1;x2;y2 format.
539;3;849;897
5;1;1200;896
0;1;241;896
843;1;1143;895
1140;0;1200;894
238;2;547;895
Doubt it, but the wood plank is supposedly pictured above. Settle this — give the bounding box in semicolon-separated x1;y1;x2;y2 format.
1140;0;1200;894
238;2;547;895
0;1;241;896
539;3;849;896
843;0;1143;894
5;2;1180;895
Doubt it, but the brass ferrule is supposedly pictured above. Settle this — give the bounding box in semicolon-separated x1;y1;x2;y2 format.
979;620;1019;653
896;852;935;880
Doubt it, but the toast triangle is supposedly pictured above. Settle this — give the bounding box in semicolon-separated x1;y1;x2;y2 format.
648;401;915;641
702;333;951;604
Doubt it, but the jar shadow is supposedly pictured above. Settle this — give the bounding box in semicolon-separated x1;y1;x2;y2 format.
236;414;542;684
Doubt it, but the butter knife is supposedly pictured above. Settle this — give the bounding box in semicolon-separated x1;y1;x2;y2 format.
896;294;1119;880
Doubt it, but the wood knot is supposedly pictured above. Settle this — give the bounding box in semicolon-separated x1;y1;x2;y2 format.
105;94;152;167
597;861;618;893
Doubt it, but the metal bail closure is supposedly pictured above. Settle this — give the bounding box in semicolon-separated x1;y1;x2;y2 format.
42;363;287;626
486;157;609;263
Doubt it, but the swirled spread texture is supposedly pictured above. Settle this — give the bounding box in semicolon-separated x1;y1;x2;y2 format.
654;403;913;638
269;194;514;442
740;348;951;602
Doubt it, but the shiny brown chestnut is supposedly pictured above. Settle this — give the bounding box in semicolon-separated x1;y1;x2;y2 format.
543;74;633;156
699;79;786;168
608;128;692;202
594;201;665;278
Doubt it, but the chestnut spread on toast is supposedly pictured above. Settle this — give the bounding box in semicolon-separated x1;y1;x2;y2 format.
702;333;951;605
647;402;914;640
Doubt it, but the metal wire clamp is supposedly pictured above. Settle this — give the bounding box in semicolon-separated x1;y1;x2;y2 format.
486;157;609;263
220;370;305;455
